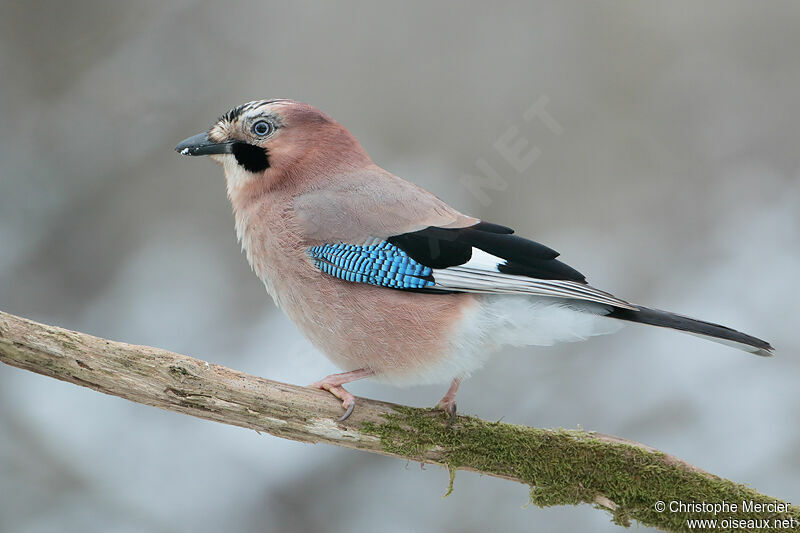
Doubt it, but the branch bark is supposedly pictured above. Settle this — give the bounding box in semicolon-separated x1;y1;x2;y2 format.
1;310;797;531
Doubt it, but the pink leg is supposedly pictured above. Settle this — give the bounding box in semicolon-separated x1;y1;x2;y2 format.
309;368;374;421
436;377;462;422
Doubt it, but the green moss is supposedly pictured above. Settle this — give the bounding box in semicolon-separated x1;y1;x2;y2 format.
362;407;800;532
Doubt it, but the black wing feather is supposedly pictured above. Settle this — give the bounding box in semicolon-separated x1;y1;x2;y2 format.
386;230;472;269
464;231;559;261
387;221;586;283
469;221;515;234
498;259;586;282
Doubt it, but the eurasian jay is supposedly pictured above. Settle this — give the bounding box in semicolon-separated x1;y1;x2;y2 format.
176;99;773;421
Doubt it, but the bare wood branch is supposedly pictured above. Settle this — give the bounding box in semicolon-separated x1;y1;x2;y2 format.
1;310;797;531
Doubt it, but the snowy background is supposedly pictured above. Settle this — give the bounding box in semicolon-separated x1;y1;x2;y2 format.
1;2;799;532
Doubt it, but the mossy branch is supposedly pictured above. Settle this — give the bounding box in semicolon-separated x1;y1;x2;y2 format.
0;310;796;531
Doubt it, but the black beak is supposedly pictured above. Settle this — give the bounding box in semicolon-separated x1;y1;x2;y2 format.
175;133;235;156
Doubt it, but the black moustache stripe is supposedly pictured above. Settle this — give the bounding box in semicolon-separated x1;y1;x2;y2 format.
232;143;270;173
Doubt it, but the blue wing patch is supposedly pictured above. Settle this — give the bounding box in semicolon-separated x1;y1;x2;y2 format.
308;241;435;290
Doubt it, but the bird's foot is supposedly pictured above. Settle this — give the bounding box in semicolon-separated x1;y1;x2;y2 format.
435;377;462;425
435;398;458;426
309;380;357;422
308;368;374;422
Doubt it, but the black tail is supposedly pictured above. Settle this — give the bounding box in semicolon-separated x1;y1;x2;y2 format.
607;306;773;357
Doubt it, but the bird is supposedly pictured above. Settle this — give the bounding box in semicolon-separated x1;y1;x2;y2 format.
176;99;773;421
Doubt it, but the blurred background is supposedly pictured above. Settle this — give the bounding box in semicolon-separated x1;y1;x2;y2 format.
1;2;798;532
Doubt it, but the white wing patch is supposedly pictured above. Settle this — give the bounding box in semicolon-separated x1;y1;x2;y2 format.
431;247;638;310
459;248;503;271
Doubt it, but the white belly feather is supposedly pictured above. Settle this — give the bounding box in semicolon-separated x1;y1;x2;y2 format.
375;294;624;386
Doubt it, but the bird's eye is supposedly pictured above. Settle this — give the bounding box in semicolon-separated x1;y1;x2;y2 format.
252;120;273;136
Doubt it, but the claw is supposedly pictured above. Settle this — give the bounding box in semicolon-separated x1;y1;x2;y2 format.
445;402;457;425
436;400;458;425
338;401;355;422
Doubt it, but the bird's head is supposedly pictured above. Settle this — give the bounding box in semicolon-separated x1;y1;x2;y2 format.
176;99;371;194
